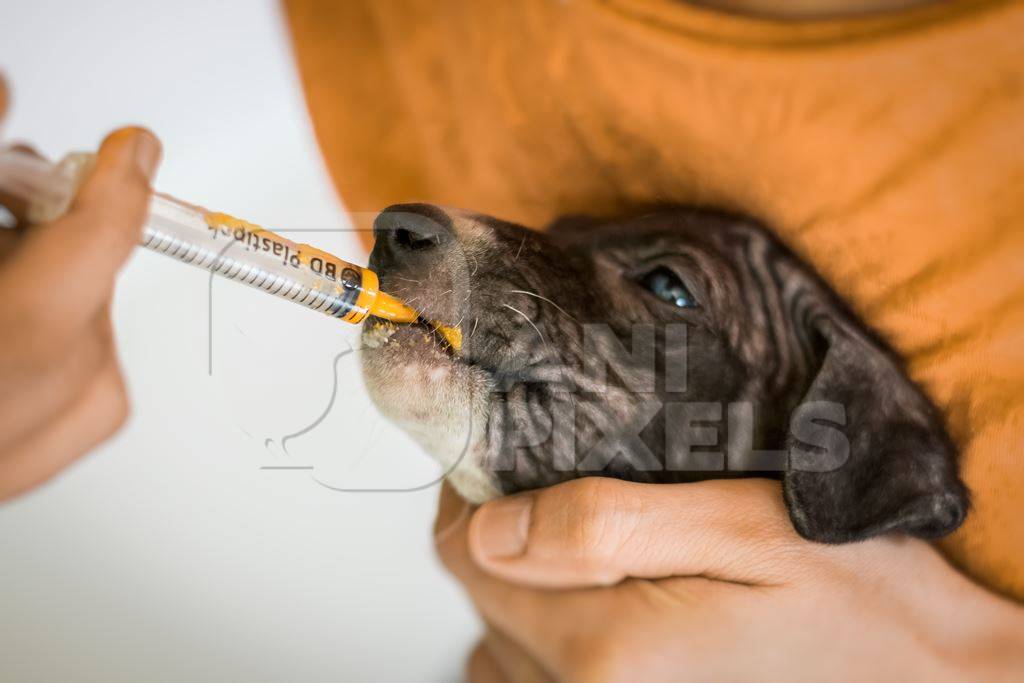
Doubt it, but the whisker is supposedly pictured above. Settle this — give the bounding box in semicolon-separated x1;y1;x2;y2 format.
501;302;579;419
507;289;579;324
513;235;527;262
502;302;550;355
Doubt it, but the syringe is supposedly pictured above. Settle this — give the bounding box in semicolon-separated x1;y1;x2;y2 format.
0;148;419;326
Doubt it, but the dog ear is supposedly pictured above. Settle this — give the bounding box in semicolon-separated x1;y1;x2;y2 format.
781;311;969;543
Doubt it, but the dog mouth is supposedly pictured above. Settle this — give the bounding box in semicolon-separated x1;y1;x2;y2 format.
362;316;462;357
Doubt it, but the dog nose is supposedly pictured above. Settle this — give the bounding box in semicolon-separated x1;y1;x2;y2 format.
373;204;454;257
370;204;467;324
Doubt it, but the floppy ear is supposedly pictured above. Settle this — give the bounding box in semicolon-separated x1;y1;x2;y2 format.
781;313;969;543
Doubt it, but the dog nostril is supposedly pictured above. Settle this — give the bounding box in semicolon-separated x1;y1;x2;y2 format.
374;204;454;256
394;227;440;251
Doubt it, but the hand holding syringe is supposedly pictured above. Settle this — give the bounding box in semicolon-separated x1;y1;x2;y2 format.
0;144;420;326
0;127;457;500
0;129;164;499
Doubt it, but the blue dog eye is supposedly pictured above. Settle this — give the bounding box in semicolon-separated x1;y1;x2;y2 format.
640;267;696;308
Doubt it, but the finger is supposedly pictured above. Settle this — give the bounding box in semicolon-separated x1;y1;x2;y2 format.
0;127;160;332
0;354;128;501
466;641;505;683
0;145;41;257
434;480;476;542
0;308;116;452
435;484;620;683
483;627;556;683
0;75;8;118
0;224;16;259
468;477;811;588
0;144;46;230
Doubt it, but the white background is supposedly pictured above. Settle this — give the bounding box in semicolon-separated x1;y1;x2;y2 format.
0;2;479;681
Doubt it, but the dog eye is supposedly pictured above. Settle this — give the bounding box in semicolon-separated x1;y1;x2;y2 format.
639;267;697;308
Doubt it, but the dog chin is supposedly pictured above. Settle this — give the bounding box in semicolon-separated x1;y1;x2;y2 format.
359;321;502;503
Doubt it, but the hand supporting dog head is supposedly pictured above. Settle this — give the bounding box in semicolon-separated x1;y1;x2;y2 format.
360;204;968;543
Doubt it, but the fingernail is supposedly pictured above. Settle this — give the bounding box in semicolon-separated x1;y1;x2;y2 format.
475;494;532;560
131;128;161;180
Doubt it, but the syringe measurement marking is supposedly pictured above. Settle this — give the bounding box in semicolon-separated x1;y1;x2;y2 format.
144;227;359;319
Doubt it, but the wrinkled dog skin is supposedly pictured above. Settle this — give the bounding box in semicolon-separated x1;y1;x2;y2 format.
360;204;969;543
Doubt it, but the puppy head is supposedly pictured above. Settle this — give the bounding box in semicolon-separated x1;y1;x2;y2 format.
360;204;968;542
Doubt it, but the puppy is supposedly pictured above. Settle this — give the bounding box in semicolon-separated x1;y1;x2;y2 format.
360;204;968;543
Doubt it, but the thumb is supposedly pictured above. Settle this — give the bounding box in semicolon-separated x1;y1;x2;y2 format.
467;477;810;588
7;127;161;330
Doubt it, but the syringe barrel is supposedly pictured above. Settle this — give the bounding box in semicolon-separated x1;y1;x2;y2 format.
145;195;381;324
0;149;414;325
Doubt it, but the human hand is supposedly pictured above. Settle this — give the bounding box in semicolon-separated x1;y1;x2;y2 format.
436;478;1024;682
0;79;162;500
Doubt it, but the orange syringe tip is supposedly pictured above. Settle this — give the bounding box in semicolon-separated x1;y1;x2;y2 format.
436;324;462;351
367;288;463;351
370;291;419;323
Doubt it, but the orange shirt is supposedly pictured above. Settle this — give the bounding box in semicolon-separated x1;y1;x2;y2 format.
285;0;1024;600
